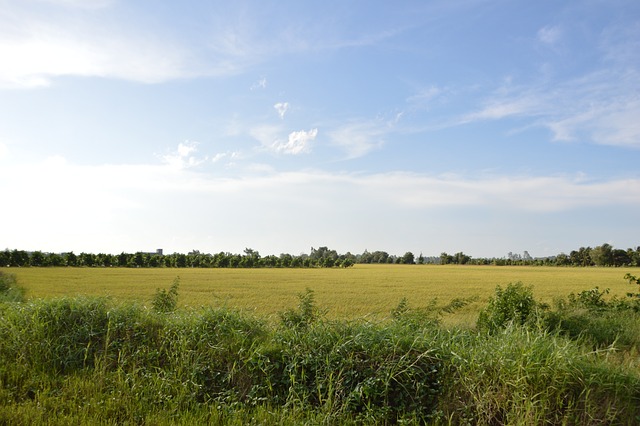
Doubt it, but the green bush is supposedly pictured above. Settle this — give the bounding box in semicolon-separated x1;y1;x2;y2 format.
152;276;179;313
476;282;539;333
279;288;322;329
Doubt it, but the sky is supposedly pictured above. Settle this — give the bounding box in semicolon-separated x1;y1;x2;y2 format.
1;0;639;259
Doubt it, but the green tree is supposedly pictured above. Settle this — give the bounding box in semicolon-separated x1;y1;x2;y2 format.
30;251;45;267
440;252;453;265
400;251;415;264
592;244;613;266
454;252;470;265
64;252;78;267
0;250;10;267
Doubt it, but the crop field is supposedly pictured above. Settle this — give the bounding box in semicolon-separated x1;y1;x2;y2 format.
3;266;640;424
3;265;637;322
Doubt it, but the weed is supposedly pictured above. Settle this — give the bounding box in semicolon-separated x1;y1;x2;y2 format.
152;276;179;313
476;282;539;333
0;272;25;303
279;288;322;329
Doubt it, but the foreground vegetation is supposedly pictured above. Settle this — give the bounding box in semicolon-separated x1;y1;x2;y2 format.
1;272;640;424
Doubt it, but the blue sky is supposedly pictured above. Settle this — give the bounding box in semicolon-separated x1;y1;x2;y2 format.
1;0;639;258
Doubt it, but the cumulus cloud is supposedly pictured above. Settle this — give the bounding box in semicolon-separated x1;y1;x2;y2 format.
274;102;289;119
273;128;318;155
161;142;206;169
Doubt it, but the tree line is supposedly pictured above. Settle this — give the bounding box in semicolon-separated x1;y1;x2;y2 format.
0;247;356;269
2;243;639;268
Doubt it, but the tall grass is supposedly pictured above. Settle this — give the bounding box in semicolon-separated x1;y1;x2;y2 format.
1;283;640;424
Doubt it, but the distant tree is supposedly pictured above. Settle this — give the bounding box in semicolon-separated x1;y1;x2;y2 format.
310;246;338;262
359;250;372;264
30;251;45;267
9;250;29;267
341;258;355;268
46;252;65;267
454;252;471;265
400;252;415;264
440;252;453;265
64;252;78;267
175;253;187;268
592;244;613;266
556;253;570;266
612;249;631;267
0;250;10;267
79;252;97;267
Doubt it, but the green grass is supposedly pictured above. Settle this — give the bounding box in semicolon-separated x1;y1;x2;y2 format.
3;265;638;323
1;293;639;425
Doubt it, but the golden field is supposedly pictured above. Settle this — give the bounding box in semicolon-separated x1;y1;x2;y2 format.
3;265;638;323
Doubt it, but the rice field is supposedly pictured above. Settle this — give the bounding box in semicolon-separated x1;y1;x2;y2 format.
3;265;638;322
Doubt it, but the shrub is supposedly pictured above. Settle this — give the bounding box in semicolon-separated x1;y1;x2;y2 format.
152;276;179;313
567;286;610;311
476;282;538;333
279;288;322;329
544;280;640;351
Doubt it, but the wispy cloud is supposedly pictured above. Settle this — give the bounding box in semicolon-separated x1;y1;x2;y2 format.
448;18;640;149
251;77;267;90
537;25;562;45
273;129;318;155
459;70;640;149
328;119;392;159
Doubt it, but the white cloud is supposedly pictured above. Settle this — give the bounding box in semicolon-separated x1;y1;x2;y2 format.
328;120;389;159
0;1;245;89
211;153;227;163
250;124;283;147
2;149;639;255
161;142;206;170
537;26;562;45
274;102;290;119
406;85;442;105
461;96;544;122
459;67;640;149
251;77;267;90
273;128;318;155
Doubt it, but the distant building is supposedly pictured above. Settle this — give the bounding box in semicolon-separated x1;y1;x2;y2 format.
143;249;163;256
